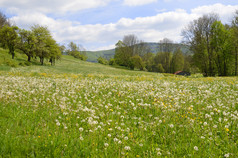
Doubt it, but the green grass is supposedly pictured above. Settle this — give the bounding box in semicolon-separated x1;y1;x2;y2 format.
0;48;238;157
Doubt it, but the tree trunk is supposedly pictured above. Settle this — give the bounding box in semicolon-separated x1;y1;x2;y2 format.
11;52;14;59
27;55;31;62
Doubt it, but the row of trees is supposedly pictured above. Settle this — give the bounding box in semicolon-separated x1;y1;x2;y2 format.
182;11;238;76
112;35;192;73
0;11;61;65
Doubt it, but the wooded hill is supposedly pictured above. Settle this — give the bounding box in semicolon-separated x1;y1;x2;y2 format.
85;43;190;63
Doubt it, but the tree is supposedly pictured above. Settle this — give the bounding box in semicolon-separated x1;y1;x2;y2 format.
129;55;145;70
31;25;61;65
171;48;184;73
182;13;219;76
0;25;19;59
153;52;172;73
210;21;233;76
0;11;9;28
231;10;238;75
17;29;36;61
67;41;87;61
159;38;174;53
114;40;130;66
97;57;108;65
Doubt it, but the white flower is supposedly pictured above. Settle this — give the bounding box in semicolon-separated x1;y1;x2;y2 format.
194;146;198;151
108;134;111;137
139;143;143;147
203;122;208;126
169;124;174;128
80;136;84;140
114;138;118;142
104;143;109;147
79;127;84;132
124;136;128;140
124;146;131;151
224;153;230;157
157;152;162;156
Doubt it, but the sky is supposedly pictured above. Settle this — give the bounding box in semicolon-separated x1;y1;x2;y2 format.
0;0;238;51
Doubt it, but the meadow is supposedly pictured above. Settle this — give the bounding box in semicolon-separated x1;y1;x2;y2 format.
0;51;238;157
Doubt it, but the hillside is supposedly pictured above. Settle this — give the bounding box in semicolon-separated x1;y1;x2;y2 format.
0;48;162;77
85;43;191;62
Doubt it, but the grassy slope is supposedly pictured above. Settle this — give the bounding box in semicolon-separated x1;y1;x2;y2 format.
0;48;162;77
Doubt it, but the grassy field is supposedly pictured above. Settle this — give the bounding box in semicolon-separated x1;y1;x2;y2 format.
0;49;238;157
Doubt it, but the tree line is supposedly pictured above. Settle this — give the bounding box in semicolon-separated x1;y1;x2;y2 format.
102;35;192;74
0;12;62;65
182;11;238;76
98;10;238;76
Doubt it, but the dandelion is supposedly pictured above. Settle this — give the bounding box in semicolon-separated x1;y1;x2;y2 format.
104;143;109;147
157;152;162;156
169;124;174;128
194;146;198;151
79;127;84;132
224;153;230;157
124;146;131;151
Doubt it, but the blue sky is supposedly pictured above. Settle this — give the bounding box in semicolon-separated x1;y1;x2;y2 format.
0;0;238;50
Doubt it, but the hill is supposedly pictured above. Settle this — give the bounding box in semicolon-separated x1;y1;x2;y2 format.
85;42;191;62
0;48;162;77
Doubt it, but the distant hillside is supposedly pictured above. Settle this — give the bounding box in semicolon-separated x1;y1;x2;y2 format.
85;43;191;63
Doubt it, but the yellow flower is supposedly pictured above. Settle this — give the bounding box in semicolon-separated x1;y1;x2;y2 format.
136;155;140;157
38;136;41;138
226;128;229;132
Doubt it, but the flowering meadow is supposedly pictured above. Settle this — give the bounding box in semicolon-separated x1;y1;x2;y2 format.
0;70;238;157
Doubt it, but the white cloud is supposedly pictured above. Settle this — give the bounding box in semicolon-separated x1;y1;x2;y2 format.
123;0;157;6
191;3;238;23
0;0;111;14
9;3;238;50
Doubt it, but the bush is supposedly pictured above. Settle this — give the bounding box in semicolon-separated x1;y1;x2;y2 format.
5;59;18;67
109;58;116;66
97;57;108;65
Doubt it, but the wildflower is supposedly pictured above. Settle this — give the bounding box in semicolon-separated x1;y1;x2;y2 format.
157;152;162;156
224;153;230;157
169;124;174;128
203;122;207;126
114;138;119;142
226;128;229;132
104;143;109;147
194;146;198;151
124;146;131;151
79;127;84;132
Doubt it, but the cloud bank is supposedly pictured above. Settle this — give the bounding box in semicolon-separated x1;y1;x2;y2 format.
7;3;238;50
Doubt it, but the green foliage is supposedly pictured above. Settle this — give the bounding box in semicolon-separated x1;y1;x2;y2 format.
129;55;145;70
97;56;109;65
171;48;184;73
0;25;19;59
68;51;87;61
109;58;116;65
